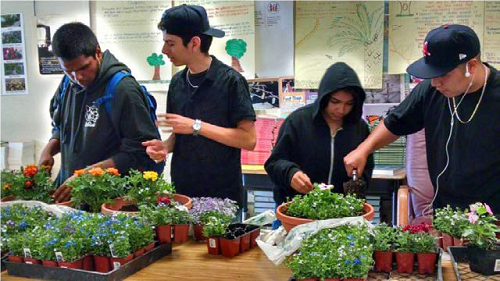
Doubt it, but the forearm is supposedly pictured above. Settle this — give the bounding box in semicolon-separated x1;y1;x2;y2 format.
164;133;175;153
357;122;399;155
42;138;61;156
199;121;256;151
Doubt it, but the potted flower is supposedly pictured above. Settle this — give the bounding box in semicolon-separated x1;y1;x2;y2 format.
202;214;230;255
170;203;193;243
413;231;438;274
1;165;54;203
139;202;175;244
189;197;238;242
5;233;27;263
433;205;469;249
108;235;133;269
276;184;374;232
67;167;126;212
127;217;155;257
462;202;500;276
372;223;395;273
53;236;86;269
394;228;417;273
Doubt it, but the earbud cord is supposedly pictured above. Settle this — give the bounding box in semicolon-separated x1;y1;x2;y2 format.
452;64;488;124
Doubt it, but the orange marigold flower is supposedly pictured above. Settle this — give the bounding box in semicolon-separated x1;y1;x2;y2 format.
23;164;38;177
73;169;86;177
24;180;34;189
88;167;105;176
106;167;120;175
3;183;12;190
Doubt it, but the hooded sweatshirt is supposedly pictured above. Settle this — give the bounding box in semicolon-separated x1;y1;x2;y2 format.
49;50;159;185
265;62;374;205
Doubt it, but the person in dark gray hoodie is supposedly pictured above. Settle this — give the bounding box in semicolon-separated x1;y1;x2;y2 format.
265;62;374;210
38;22;159;202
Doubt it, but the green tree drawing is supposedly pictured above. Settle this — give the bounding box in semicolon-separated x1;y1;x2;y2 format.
147;53;165;80
328;3;384;86
225;39;247;73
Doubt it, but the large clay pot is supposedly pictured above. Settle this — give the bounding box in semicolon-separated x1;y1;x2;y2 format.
1;195;15;202
101;194;192;215
55;200;73;207
276;202;375;233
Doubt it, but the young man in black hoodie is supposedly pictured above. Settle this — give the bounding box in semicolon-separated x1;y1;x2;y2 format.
265;62;374;213
38;22;160;202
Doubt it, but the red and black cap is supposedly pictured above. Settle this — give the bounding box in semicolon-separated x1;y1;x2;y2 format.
160;4;225;38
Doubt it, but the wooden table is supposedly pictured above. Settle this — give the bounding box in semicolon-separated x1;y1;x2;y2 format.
1;241;459;281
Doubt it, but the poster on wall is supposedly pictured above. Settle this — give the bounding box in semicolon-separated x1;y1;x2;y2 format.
95;1;172;82
364;74;406;104
254;1;293;78
248;78;279;110
36;16;69;75
176;0;255;78
1;13;28;95
279;77;317;113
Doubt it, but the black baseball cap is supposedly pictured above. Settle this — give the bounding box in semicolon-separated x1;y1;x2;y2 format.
406;24;480;79
160;4;224;38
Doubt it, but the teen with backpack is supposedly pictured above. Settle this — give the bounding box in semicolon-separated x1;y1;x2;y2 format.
38;22;162;203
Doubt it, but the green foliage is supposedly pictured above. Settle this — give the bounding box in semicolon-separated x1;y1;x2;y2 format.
394;228;418;253
433;205;469;238
286;223;373;279
285;185;365;220
146;53;165;67
225;39;247;59
462;202;499;250
123;170;176;206
68;167;126;212
1;165;55;203
412;232;437;253
202;212;231;237
372;223;395;251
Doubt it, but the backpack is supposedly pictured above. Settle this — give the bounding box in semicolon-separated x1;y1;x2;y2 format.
59;72;165;174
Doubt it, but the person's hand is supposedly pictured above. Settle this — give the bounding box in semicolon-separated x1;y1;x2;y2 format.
157;113;195;135
142;139;168;162
290;171;314;194
344;148;368;177
52;178;74;203
38;152;54;172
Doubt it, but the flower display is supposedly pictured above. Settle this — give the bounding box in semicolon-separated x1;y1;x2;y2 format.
67;167;127;212
124;169;175;206
462;202;499;250
1;164;55;202
189;197;238;225
433;205;469;238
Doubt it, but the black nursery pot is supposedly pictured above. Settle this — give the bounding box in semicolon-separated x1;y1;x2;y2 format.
467;245;500;276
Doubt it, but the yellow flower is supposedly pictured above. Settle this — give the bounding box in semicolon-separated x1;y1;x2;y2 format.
143;171;158;182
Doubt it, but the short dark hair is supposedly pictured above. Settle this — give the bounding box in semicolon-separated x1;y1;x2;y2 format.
320;86;365;125
52;22;99;60
157;19;212;54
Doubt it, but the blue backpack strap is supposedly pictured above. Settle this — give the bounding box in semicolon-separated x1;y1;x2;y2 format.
93;71;131;114
55;76;71;132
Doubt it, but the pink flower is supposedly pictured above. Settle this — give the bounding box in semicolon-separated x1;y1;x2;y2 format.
485;203;493;215
468;212;479;224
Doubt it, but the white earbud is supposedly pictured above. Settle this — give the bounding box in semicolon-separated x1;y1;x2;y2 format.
465;63;471;77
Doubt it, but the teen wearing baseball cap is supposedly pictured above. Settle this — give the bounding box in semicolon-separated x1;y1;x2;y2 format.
344;24;500;212
142;4;256;215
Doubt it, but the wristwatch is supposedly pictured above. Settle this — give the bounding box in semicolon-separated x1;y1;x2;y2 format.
192;119;202;136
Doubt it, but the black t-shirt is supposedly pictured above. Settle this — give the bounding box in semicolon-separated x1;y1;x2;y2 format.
384;64;500;211
167;56;256;207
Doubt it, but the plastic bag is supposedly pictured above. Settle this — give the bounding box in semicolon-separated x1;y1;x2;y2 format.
0;200;76;217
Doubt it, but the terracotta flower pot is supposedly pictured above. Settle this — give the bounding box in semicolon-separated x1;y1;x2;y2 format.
110;253;133;269
133;248;146;258
1;195;15;202
417;252;437;274
8;256;24;263
374;250;393;272
24;257;41;265
206;237;221;255
94;255;112;273
59;257;84;269
156;224;172;243
42;260;58;267
442;233;453;251
144;242;155;252
250;228;260;248
276;202;375;233
173;224;190;243
193;224;206;242
55;200;73;207
220;236;241;258
240;233;251;252
395;252;415;273
82;255;94;271
453;237;464;246
101;194;192;215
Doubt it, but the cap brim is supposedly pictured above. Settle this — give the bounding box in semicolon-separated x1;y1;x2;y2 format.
203;28;225;38
406;57;457;79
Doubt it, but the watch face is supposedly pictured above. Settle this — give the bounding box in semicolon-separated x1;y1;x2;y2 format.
193;123;201;130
